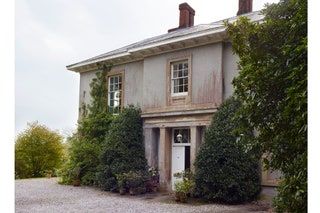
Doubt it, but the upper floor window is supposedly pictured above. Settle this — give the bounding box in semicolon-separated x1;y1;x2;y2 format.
171;60;188;96
108;75;122;114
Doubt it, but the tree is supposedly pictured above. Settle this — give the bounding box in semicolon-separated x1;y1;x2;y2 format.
97;106;148;191
59;65;114;185
15;122;65;179
194;97;261;203
226;0;307;211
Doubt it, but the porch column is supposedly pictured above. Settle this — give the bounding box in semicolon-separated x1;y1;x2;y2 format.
143;128;159;168
158;127;171;190
190;126;201;171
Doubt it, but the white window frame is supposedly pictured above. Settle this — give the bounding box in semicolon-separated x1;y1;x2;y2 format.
108;75;122;114
171;60;189;97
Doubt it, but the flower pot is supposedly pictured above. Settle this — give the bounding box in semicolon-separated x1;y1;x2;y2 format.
119;188;126;195
175;192;187;203
174;192;181;202
129;187;138;196
179;193;187;203
73;179;81;187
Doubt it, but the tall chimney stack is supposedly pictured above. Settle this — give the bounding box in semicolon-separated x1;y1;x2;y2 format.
168;3;195;32
237;0;253;15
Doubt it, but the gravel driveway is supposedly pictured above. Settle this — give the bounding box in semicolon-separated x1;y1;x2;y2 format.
15;178;270;213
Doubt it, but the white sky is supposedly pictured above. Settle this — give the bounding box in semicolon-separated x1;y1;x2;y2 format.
15;0;279;136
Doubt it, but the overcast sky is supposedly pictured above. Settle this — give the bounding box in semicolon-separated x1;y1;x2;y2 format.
15;0;279;136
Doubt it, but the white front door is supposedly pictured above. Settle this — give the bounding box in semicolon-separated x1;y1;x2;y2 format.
171;146;185;190
171;128;190;190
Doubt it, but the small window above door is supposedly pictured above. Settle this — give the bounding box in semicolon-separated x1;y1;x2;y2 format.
173;128;190;144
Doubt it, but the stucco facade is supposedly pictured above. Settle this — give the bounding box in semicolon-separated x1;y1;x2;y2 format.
68;2;279;191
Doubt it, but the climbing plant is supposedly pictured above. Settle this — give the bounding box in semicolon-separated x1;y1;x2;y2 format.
59;63;114;185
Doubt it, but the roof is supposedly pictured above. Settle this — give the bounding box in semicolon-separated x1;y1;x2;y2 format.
67;11;263;72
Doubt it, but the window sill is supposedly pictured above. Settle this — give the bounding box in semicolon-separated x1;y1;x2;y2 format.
171;93;188;99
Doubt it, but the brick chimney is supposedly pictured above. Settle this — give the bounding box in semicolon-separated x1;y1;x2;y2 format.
237;0;253;15
168;3;195;32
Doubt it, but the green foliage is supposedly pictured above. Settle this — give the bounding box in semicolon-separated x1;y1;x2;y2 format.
226;0;307;211
174;170;195;203
194;97;261;204
59;67;113;186
97;106;148;191
117;171;148;190
15;122;65;179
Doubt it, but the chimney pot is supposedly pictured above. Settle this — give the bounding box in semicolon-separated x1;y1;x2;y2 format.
237;0;253;15
168;2;195;32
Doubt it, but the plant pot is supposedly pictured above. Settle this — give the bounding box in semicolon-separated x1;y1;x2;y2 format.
174;192;181;202
73;179;81;187
129;187;146;195
119;188;126;195
129;187;138;196
179;193;187;203
175;192;187;203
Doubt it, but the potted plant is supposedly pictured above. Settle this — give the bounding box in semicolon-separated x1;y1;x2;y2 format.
173;170;195;203
126;171;147;195
146;167;159;193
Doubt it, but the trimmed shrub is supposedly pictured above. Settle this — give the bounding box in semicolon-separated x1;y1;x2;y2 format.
97;106;148;191
194;97;261;204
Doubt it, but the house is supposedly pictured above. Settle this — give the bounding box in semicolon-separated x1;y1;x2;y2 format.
66;0;280;191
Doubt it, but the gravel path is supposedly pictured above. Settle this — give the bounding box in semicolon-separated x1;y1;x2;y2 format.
15;178;269;213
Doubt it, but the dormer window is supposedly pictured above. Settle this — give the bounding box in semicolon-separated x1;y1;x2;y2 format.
171;60;189;96
108;75;122;114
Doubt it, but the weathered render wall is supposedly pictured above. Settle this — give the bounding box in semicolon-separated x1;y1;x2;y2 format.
191;43;223;105
122;61;144;107
142;43;225;112
78;60;144;110
79;71;98;107
222;42;239;100
78;42;238;114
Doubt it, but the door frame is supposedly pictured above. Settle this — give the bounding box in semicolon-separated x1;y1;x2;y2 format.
171;127;190;189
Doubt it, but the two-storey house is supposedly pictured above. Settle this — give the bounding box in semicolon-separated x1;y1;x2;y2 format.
67;0;279;191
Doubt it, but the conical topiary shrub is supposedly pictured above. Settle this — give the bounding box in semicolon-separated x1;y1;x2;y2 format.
97;106;148;191
194;97;261;204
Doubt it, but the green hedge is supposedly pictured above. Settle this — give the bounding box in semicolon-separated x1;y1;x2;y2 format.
194;97;261;204
97;106;148;191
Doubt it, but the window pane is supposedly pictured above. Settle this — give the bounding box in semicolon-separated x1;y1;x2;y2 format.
173;70;178;78
178;70;182;77
114;76;118;84
110;92;114;100
173;64;178;70
110;77;114;84
174;129;190;143
172;79;177;87
179;85;183;92
183;78;188;84
184;84;188;92
183;69;188;76
183;63;188;69
114;99;119;107
118;83;122;90
114;84;119;90
174;86;179;93
178;63;183;70
110;84;114;91
179;78;184;85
